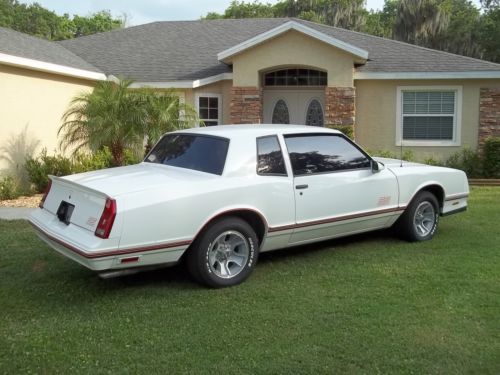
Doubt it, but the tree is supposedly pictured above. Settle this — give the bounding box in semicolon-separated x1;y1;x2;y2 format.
478;6;500;62
0;1;123;40
394;0;449;48
59;80;198;166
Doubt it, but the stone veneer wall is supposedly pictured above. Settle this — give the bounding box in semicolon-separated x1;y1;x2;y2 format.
479;88;500;151
324;87;356;127
230;87;262;124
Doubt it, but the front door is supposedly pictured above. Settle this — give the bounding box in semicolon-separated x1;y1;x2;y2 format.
263;90;325;126
283;134;400;245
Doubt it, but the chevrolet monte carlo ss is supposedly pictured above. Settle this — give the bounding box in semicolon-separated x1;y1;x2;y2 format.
30;125;469;287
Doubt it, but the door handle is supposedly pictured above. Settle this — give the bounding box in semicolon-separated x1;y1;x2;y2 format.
295;184;309;190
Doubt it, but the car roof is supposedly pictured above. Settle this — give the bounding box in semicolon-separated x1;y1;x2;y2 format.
176;124;341;138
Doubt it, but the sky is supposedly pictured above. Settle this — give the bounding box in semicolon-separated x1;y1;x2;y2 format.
18;0;410;26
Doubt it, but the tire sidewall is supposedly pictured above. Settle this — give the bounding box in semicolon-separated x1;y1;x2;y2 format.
410;193;439;241
199;218;258;287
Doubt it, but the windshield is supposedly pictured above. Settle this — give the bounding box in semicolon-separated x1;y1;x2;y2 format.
145;134;229;175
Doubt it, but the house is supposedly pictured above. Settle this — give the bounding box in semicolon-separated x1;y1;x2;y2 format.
1;18;500;169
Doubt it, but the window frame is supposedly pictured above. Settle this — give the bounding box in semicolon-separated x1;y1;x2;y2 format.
195;93;222;127
396;85;462;147
256;135;288;177
283;133;373;177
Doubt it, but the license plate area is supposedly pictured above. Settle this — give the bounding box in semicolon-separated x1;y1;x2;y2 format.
57;201;75;225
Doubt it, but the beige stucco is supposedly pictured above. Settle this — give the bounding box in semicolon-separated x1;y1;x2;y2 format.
0;64;95;171
232;30;355;87
184;80;233;125
355;79;500;160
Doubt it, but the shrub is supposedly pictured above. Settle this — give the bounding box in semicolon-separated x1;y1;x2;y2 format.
368;149;398;159
71;147;114;174
422;156;444;166
0;176;22;200
326;124;354;140
445;147;483;178
25;149;72;193
483;137;500;178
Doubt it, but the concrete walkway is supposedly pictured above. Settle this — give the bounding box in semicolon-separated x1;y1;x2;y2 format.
0;207;35;220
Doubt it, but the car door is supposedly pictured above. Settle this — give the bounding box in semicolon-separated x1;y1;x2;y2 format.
283;133;399;245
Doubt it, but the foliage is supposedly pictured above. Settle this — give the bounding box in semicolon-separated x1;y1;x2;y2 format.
444;146;483;177
0;176;21;200
478;7;500;63
24;149;73;193
0;124;40;192
422;156;443;166
71;147;114;174
326;124;354;139
59;79;198;166
0;0;123;40
1;187;499;373
368;149;415;161
482;136;500;178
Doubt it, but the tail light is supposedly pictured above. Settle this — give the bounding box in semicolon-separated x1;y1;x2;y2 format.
39;180;52;208
95;198;116;239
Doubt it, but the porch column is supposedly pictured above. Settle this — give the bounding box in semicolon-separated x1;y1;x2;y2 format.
230;87;262;124
479;88;500;152
324;87;356;135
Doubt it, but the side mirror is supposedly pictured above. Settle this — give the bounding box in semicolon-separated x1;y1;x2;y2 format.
371;160;384;173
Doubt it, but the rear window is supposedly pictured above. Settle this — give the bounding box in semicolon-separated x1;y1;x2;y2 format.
145;134;229;175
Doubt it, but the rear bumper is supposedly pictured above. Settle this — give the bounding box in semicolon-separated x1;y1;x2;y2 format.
29;208;190;272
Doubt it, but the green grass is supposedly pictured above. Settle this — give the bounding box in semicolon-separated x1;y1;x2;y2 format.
1;187;499;374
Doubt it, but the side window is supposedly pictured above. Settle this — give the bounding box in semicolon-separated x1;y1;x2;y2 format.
257;136;287;176
284;134;371;176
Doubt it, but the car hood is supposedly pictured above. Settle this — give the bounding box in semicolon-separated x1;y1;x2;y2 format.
373;157;425;169
61;162;217;197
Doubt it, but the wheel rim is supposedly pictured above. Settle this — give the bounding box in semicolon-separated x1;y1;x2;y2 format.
413;201;436;237
208;231;249;279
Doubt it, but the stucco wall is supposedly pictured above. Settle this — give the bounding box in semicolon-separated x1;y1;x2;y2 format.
232;30;355;87
184;80;233;125
0;64;95;170
355;79;500;160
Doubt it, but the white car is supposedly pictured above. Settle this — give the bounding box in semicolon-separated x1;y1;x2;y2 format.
30;125;469;287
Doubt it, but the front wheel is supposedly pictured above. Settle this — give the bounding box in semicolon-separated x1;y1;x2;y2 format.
187;217;259;288
396;191;439;242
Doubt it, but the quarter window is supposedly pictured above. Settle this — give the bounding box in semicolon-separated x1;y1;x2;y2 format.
284;134;371;176
397;86;462;146
257;136;287;176
145;134;229;175
196;94;221;126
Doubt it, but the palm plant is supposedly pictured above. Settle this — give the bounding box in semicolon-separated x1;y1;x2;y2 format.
59;79;198;166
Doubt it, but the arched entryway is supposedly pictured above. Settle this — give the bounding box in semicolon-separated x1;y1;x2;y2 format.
263;68;326;126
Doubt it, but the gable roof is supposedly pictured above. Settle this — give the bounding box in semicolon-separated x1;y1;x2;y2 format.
0;27;105;80
217;21;369;62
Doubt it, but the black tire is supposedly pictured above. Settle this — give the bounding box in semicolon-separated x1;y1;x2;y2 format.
396;191;439;242
187;216;259;288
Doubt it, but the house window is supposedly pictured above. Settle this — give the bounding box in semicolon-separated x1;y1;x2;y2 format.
264;69;327;87
396;86;462;146
196;94;221;126
305;99;324;127
272;99;290;124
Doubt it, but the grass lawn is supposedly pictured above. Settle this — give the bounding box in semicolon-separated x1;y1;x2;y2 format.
0;187;499;374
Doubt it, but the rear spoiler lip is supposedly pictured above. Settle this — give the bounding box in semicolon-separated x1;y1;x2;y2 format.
49;175;112;199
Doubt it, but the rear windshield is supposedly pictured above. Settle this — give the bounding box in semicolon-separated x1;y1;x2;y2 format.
145;134;229;175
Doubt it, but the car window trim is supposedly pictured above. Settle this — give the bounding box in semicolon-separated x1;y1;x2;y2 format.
256;135;288;177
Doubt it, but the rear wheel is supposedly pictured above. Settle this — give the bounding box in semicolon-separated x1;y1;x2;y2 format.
397;191;439;242
187;217;258;288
